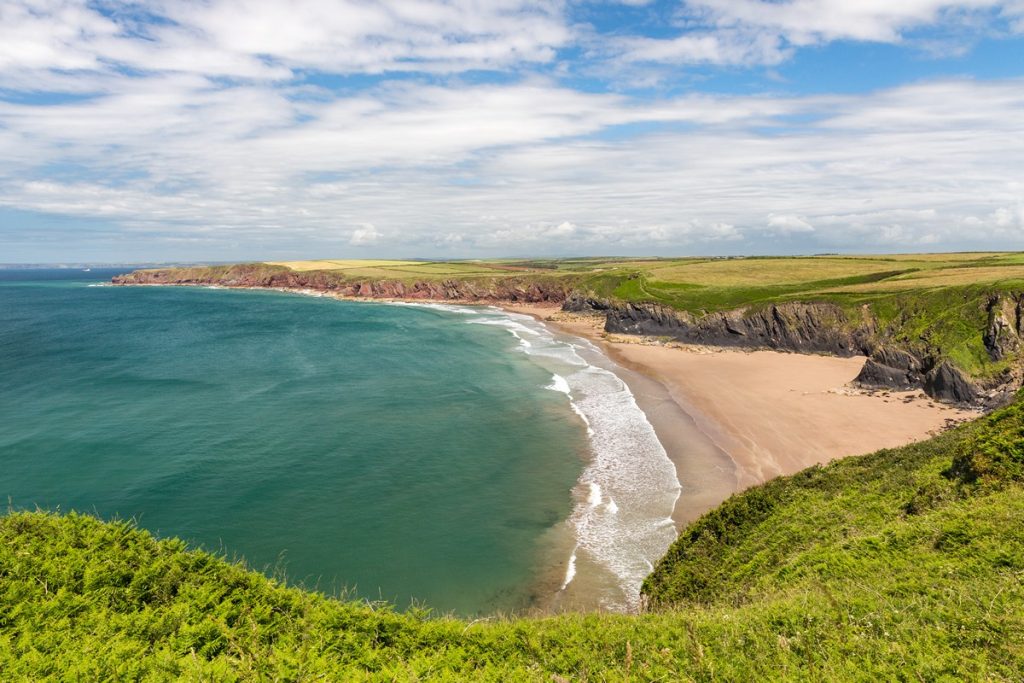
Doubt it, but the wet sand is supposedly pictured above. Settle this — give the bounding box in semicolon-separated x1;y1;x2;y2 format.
504;303;977;525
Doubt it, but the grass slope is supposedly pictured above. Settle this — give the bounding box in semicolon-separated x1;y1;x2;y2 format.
4;401;1024;680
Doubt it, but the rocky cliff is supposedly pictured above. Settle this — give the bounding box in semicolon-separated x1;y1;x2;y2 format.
568;292;1020;407
602;300;872;356
112;263;573;304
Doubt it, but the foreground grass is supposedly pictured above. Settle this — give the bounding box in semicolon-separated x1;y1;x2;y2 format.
3;402;1024;679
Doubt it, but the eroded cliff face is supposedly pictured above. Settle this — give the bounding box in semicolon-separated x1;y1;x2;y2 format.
580;294;1021;407
854;293;1024;407
603;301;872;357
112;264;572;304
984;293;1024;361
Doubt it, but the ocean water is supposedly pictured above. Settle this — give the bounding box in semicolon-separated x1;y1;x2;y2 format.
0;270;680;614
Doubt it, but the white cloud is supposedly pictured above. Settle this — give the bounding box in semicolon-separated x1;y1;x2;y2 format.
350;223;383;246
611;29;790;66
2;78;1024;255
0;0;571;87
2;2;1024;258
993;204;1024;228
767;214;814;234
550;221;577;236
684;0;1000;44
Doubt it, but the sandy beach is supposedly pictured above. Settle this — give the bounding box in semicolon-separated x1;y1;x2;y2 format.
504;303;977;525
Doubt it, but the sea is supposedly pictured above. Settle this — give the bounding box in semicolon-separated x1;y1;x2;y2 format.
0;269;679;615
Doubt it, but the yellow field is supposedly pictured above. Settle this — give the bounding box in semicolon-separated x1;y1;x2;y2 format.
832;252;1010;263
825;264;1024;293
266;253;1024;292
267;258;570;280
268;259;424;272
641;257;899;287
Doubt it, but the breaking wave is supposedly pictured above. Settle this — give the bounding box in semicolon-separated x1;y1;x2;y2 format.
397;302;681;611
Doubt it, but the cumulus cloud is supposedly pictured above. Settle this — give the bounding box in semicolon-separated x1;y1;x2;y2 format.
2;76;1024;256
350;223;383;246
993;204;1024;228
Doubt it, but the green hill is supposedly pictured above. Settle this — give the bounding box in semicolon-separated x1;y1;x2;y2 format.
4;398;1023;680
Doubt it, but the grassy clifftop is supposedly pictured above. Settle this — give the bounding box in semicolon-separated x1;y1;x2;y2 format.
4;399;1023;679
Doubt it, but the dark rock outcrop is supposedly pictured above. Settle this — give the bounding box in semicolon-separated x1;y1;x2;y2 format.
984;294;1023;361
604;301;871;356
924;362;978;404
854;347;927;391
562;292;612;313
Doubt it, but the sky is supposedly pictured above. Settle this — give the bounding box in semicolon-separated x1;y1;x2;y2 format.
1;1;1023;262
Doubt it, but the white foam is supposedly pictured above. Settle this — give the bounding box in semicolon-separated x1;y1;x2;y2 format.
547;374;571;395
410;303;681;612
561;548;578;590
570;401;594;436
563;365;681;611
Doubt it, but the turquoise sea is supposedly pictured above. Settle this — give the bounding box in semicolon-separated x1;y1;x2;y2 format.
0;270;592;615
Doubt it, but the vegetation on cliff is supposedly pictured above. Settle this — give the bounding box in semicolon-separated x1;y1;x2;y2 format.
4;397;1023;680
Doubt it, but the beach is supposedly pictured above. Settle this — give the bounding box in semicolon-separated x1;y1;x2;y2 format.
505;303;976;525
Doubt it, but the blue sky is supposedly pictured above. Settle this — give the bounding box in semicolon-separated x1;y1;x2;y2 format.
1;1;1023;262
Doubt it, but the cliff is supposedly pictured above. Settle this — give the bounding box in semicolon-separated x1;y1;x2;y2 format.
112;263;573;304
567;291;1021;407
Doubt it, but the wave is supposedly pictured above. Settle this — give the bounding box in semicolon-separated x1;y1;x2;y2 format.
450;307;680;611
382;302;679;610
547;374;571;395
561;547;578;590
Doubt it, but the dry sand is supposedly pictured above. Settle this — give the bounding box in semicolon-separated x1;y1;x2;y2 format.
504;303;977;524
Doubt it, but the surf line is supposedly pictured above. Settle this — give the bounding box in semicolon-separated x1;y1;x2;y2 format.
392;302;681;612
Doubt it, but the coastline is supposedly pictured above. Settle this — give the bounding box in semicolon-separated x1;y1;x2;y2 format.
117;282;979;521
112;282;979;608
503;302;977;523
134;283;678;612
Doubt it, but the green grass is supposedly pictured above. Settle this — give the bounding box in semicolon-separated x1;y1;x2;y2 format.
4;399;1024;680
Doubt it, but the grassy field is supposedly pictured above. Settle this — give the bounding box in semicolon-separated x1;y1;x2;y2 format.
3;397;1023;679
264;253;1024;303
267;259;560;278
